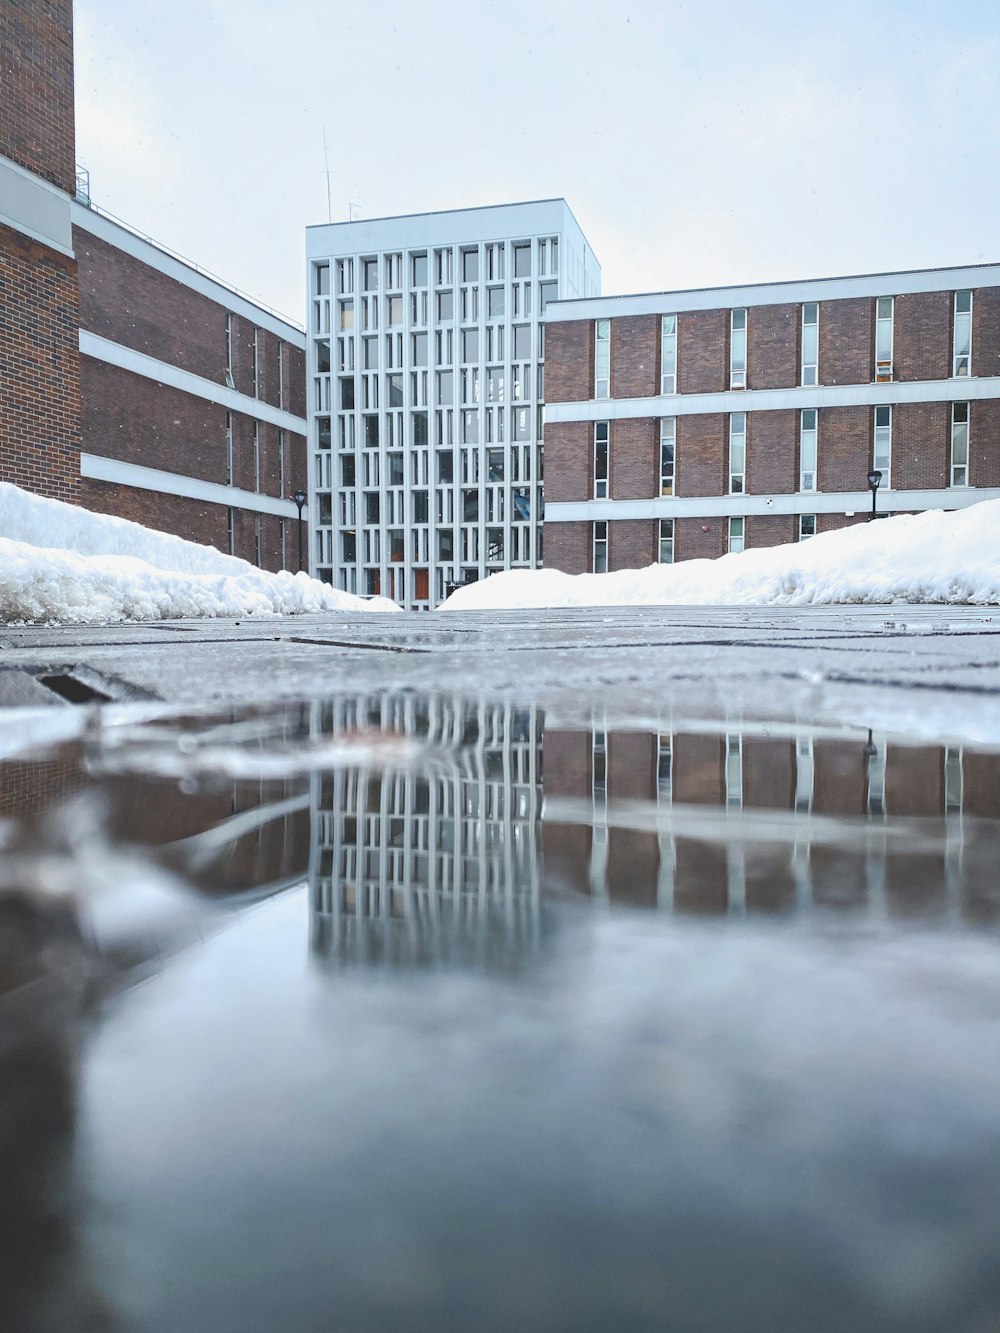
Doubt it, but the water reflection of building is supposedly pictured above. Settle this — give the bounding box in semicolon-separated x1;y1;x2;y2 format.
309;697;543;962
543;725;1000;923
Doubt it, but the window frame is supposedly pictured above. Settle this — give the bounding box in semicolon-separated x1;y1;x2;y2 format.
951;401;969;487
730;308;747;389
953;290;973;378
799;407;817;492
729;411;746;494
661;314;677;394
595;318;611;398
801;302;819;386
594;421;609;499
875;296;894;382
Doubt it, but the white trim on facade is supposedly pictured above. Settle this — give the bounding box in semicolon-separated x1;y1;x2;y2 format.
79;330;307;434
546;261;1000;322
80;453;299;518
544;376;1000;425
0;152;74;257
72;203;305;345
545;488;1000;522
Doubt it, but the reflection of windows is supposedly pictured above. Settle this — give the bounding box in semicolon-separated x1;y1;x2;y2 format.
594;422;609;498
730;308;747;388
951;402;969;486
593;521;608;573
659;518;674;564
875;297;893;381
595;319;611;397
874;404;892;486
657;734;672;800
800;408;817;491
660;417;675;496
725;733;743;809
954;290;972;377
729;412;746;494
801;302;819;386
661;314;676;394
799;514;816;540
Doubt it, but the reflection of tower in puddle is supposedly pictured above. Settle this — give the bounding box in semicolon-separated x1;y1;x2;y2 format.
545;717;996;923
309;696;543;963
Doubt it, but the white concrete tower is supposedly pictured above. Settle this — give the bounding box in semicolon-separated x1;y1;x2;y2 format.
306;200;600;608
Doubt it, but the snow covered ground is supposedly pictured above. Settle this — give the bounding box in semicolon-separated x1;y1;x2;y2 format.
0;484;399;623
442;502;1000;611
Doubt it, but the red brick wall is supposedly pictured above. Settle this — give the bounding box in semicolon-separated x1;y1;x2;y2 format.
610;315;658;400
544;319;593;403
81;361;226;483
676;412;725;496
674;734;725;804
746;409;796;494
0;224;80;503
817;406;869;492
972;287;1000;379
544;521;590;574
892;401;948;489
970;399;1000;487
748;514;796;548
676;517;726;562
0;0;75;193
813;740;865;816
77;230;229;385
817;513;867;535
820;297;873;385
544;420;590;502
80;477;228;551
678;308;728;394
894;291;950;382
284;343;306;417
748;303;797;389
609;519;655;571
886;746;942;817
610;417;657;498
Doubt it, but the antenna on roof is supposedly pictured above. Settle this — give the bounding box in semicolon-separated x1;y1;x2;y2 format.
322;127;333;223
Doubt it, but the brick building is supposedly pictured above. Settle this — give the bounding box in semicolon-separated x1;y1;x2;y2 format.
542;267;1000;573
1;0;308;572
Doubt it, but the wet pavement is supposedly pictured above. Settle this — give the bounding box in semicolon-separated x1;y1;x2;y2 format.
1;608;999;1330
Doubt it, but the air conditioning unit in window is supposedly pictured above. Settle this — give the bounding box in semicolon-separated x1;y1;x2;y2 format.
875;360;893;383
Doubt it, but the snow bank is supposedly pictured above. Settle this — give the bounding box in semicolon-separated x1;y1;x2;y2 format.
0;483;399;623
441;502;1000;611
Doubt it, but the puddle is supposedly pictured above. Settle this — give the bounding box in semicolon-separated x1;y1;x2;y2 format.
1;693;999;1332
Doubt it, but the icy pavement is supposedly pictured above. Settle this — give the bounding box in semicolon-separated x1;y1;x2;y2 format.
2;604;999;743
0;685;998;1332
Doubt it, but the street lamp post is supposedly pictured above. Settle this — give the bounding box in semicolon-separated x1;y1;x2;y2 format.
291;489;308;572
867;469;882;520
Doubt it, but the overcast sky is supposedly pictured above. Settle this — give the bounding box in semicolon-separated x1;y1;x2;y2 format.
75;0;1000;326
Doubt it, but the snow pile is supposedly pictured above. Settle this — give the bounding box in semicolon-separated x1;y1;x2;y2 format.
0;483;399;623
442;502;1000;611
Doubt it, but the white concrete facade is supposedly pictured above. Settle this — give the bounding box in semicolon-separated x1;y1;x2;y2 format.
306;200;599;608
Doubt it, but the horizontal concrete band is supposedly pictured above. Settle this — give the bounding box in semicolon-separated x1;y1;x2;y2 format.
0;153;74;257
547;262;1000;320
545;489;1000;522
79;330;307;435
80;453;300;519
72;203;305;344
545;377;1000;425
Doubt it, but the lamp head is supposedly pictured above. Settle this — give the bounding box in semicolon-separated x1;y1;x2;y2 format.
867;470;882;491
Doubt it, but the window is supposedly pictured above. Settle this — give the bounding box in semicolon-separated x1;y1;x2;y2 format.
386;295;403;326
729;412;746;494
488;286;505;319
539;281;558;312
411;253;428;287
461;328;479;363
661;314;677;394
437;290;454;321
659;518;674;564
729;516;745;554
594;422;609;498
434;248;454;285
595;318;611;397
730;308;747;389
385;253;402;288
594;521;608;573
412;332;428;366
874;404;892;485
461;248;479;282
799;514;816;540
800;408;817;491
513;324;530;359
513;242;531;278
437;369;454;402
224;313;234;389
954;290;972;377
875;297;894;381
339;299;354;331
315;263;330;296
801;302;819;386
951;402;969;486
362;258;378;291
660;417;675;496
